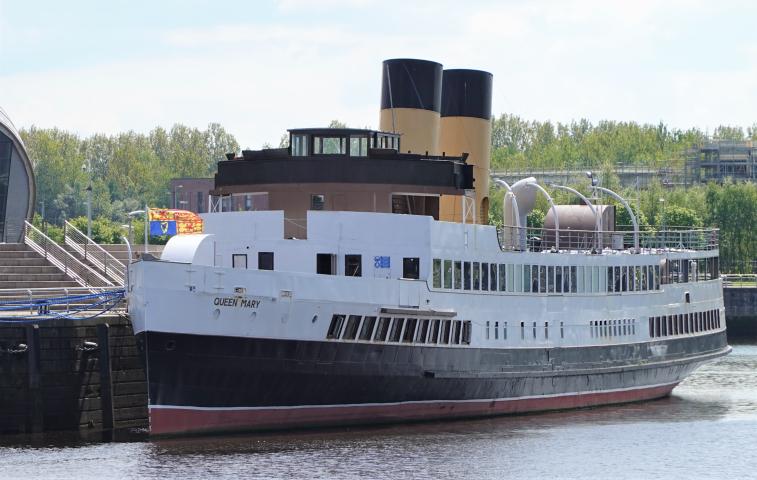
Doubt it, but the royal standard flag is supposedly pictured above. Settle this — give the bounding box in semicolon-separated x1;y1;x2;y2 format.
148;208;203;237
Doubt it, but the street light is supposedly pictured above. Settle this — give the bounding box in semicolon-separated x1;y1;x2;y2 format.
550;183;601;251
82;160;93;238
128;209;147;257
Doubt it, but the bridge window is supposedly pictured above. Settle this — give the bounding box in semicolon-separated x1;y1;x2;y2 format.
350;136;368;156
313;136;346;155
292;134;308;156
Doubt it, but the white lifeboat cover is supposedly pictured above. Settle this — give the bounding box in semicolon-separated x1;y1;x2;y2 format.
160;234;215;265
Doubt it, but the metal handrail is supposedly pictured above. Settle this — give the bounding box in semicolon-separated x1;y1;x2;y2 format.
0;286;126;315
64;220;126;285
23;221;114;288
722;274;757;288
497;225;719;253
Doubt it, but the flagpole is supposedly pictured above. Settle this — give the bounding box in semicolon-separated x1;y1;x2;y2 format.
144;204;149;254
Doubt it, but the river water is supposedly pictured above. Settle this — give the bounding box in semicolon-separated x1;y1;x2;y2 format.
1;344;756;479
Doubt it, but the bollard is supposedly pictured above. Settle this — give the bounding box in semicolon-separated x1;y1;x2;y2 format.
26;324;43;434
97;323;115;432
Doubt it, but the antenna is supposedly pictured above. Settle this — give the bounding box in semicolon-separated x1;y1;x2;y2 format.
385;63;397;133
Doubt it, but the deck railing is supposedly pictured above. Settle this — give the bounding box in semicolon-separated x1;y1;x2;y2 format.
498;225;719;253
64;220;126;286
24;221;114;288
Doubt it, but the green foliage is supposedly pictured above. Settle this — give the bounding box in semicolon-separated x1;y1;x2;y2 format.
655;205;703;229
527;210;544;229
21;123;239;226
704;182;757;273
69;216;125;244
490;114;707;171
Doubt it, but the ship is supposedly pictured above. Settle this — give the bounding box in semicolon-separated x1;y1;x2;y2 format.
127;59;730;436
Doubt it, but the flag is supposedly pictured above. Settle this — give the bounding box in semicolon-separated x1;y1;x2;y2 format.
148;208;203;237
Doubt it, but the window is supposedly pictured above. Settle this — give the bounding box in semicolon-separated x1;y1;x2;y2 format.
345;254;362;277
359;316;377;340
314;136;346;155
429;319;440;343
441;320;452;344
403;318;417;343
486;321;490;340
539;266;547;293
454;261;462;289
443;260;453;289
472;262;481;290
462;321;472;344
292;134;308;156
433;259;442;288
258;252;274;270
403;257;420;279
570;266;577;293
197;191;204;213
553;266;561;293
245;195;252;211
452;321;462;344
490;263;498;291
232;254;247;269
343;315;361;340
374;317;391;341
481;263;489;291
417;319;430;343
463;262;471;290
311;194;325;210
495;321;499;340
389;318;405;342
327;315;346;339
317;253;336;274
349;136;368;157
499;264;507;291
503;321;508;340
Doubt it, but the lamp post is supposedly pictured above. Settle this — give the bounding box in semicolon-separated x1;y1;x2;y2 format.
127;210;146;259
82;159;93;238
550;183;601;251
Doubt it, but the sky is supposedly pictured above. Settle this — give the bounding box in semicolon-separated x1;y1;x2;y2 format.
1;0;755;149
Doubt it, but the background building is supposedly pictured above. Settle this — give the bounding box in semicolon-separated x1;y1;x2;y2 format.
0;107;35;243
686;141;757;183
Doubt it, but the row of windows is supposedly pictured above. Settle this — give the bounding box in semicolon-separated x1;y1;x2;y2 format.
291;133;398;157
501;321;566;341
664;258;720;283
431;259;664;294
589;319;637;338
326;315;472;346
648;309;721;338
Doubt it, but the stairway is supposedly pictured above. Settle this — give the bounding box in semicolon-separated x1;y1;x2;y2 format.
0;243;81;291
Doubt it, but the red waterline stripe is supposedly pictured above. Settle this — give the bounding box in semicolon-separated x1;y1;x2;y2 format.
149;383;677;436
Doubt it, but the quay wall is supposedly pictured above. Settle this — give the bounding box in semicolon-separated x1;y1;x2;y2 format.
0;314;147;435
724;287;757;340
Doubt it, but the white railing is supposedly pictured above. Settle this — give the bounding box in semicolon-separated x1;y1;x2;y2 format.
23;221;114;288
64;220;126;286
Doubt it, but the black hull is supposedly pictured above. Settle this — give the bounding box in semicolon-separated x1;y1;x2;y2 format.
139;331;729;435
